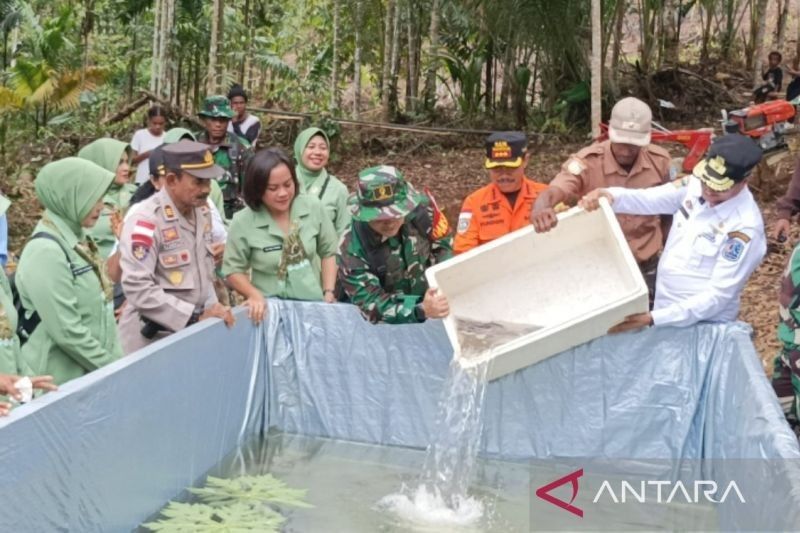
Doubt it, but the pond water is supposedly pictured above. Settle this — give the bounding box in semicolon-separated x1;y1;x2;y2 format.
140;430;533;532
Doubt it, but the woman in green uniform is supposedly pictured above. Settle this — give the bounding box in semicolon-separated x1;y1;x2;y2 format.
223;148;339;323
293;127;351;236
16;158;122;385
79;138;136;259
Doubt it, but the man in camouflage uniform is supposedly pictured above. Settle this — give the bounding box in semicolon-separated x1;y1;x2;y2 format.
337;166;453;324
197;95;253;220
775;241;800;435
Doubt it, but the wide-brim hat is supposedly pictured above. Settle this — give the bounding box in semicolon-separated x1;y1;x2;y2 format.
349;165;424;222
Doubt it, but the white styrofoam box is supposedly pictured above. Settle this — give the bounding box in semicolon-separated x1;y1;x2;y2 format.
426;198;649;381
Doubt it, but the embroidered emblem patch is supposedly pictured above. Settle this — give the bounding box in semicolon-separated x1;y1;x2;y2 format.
567;159;584;175
727;230;751;243
168;271;184;285
132;242;149;261
163;205;177;220
132;220;156;247
722;238;746;262
457;212;472;234
162;227;180;243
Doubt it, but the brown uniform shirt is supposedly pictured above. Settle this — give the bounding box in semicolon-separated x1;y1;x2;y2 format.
776;157;800;221
550;140;672;263
118;188;217;354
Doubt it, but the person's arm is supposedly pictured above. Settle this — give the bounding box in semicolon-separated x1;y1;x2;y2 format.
531;158;584;231
21;241;117;371
129;130;149;164
208;201;227;242
333;182;352;236
650;230;766;327
245;120;261;146
315;209;339;303
338;234;422;324
453;195;480;255
221;215;265;322
119;217;196;331
106;251;122;284
0;214;8;268
603;178;688;216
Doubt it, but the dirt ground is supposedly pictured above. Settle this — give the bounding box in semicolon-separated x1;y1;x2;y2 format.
326;132;795;376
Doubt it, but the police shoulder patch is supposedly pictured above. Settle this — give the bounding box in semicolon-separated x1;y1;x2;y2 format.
721;237;747;262
457;212;473;234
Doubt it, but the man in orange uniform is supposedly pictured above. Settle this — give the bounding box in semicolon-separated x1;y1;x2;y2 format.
454;131;548;254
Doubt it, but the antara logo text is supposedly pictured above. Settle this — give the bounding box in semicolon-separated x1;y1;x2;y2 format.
535;469;746;517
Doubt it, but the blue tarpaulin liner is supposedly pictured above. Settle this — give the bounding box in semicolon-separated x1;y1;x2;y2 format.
0;300;799;531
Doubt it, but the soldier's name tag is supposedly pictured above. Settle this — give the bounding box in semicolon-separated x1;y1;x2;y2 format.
262;245;283;253
159;249;191;269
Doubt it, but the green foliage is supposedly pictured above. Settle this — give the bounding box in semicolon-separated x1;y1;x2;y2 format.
190;475;313;509
142;502;285;532
142;474;312;533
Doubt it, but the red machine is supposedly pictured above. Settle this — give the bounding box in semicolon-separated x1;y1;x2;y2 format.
723;99;796;152
597;122;713;174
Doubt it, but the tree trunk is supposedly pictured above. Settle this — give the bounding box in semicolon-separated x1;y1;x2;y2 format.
353;0;363;118
127;15;138;100
381;0;395;121
150;0;162;93
700;1;715;63
796;0;800;60
389;0;401;116
405;0;418;112
591;0;602;137
207;0;224;95
777;0;790;51
422;0;440;113
610;0;626;94
484;38;493;113
241;0;251;85
752;0;769;85
330;0;340;112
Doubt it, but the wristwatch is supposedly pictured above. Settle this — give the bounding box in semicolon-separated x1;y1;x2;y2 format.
187;310;202;327
413;303;426;322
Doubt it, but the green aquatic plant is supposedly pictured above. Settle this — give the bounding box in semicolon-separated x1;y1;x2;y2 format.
191;475;314;509
142;474;312;532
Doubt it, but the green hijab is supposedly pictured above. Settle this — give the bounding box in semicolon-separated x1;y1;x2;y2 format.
294;127;330;188
77;138;129;192
35;157;114;237
165;127;196;143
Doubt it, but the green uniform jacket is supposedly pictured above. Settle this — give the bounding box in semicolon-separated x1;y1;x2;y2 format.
294;127;352;236
197;131;253;219
0;194;21;377
16;158;121;385
222;194;338;300
337;202;453;324
80;138;136;258
778;243;800;349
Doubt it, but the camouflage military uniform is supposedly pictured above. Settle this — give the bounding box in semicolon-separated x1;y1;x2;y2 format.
197;96;253;220
774;242;800;432
337;166;452;324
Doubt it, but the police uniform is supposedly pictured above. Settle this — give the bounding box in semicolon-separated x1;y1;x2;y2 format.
606;134;765;327
455;132;548;254
118;141;222;354
337;166;452;324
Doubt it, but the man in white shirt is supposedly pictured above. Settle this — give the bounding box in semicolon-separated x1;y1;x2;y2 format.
580;134;766;332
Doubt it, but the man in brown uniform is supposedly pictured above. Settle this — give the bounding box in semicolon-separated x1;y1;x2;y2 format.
530;97;672;300
771;161;800;241
118;140;234;354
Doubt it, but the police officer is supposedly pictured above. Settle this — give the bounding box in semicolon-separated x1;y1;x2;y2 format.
337;166;453;324
197;95;253;220
531;97;672;301
455;131;547;254
580;134;766;332
118;140;234;354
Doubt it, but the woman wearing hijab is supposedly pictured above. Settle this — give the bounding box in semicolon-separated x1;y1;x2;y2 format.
293;127;350;236
79;138;136;259
15;158;122;385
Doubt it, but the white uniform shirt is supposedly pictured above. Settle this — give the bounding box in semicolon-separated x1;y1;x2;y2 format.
608;176;766;327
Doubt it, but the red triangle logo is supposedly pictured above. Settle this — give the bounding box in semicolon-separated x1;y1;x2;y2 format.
535;468;584;517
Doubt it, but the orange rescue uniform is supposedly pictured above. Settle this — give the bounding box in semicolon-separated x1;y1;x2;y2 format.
454;177;548;254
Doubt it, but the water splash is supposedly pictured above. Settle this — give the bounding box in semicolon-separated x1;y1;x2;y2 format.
378;357;490;528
